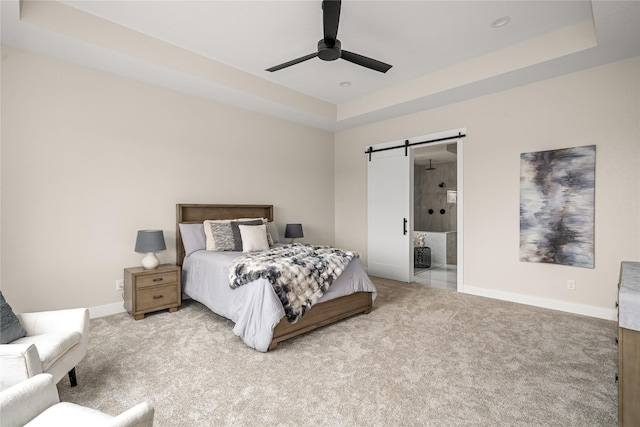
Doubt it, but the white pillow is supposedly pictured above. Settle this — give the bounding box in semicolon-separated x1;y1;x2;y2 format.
237;217;274;246
239;224;269;253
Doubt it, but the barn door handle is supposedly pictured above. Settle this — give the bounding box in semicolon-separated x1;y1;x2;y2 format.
403;218;408;235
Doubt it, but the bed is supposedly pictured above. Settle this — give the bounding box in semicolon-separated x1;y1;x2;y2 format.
176;203;377;351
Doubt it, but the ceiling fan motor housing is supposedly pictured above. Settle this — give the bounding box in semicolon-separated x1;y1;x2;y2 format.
318;39;341;61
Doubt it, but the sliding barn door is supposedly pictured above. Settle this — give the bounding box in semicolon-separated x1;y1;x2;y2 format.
367;146;412;282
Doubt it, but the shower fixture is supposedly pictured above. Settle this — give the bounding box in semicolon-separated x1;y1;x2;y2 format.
425;160;436;171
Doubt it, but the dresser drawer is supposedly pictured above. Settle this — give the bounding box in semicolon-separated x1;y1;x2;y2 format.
136;284;179;311
136;271;178;289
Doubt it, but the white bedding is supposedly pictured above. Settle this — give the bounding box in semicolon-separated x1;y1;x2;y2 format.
181;248;377;352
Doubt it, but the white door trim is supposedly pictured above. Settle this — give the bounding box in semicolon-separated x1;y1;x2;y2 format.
456;139;464;291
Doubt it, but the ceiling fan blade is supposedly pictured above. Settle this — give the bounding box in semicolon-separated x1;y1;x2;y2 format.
322;0;341;44
265;52;319;72
341;50;393;73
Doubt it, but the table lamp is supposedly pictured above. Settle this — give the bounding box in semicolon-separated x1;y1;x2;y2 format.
135;230;166;269
284;223;304;244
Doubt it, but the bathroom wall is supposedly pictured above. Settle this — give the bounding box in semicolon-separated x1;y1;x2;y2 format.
414;161;457;232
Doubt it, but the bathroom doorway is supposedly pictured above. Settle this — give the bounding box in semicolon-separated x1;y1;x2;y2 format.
413;143;458;290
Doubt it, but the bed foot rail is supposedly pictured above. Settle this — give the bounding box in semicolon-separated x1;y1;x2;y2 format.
268;292;373;351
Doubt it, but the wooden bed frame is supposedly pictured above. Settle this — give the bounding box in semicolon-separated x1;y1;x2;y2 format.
176;203;373;350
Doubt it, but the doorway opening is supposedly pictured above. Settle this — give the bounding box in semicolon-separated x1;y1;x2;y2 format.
413;143;458;291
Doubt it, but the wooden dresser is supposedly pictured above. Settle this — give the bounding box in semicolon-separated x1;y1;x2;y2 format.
124;264;181;320
618;261;640;426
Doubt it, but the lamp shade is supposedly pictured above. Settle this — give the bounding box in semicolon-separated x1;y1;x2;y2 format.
134;230;166;253
284;224;304;239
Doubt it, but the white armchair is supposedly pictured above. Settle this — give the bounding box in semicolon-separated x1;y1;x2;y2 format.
0;373;154;427
0;308;89;391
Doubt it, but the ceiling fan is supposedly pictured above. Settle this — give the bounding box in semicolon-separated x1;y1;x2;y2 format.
265;0;392;73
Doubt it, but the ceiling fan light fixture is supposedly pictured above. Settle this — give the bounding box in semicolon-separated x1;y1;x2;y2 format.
491;16;511;28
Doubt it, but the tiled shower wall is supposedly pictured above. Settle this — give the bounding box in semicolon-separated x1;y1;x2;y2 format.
414;161;457;232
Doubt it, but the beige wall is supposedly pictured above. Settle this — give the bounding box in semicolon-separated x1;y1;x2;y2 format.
1;46;335;312
2;44;639;318
335;56;640;315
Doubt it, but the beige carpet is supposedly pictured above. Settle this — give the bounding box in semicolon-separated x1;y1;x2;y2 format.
58;277;617;426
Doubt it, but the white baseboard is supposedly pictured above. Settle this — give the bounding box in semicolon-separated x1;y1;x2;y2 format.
88;301;126;319
462;285;618;321
88;294;191;319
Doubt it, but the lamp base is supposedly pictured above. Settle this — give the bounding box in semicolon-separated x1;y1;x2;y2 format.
141;252;159;269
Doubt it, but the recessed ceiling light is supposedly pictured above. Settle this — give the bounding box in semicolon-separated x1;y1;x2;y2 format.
490;16;511;28
339;81;352;87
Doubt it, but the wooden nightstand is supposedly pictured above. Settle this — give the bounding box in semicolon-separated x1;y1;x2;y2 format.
124;264;181;320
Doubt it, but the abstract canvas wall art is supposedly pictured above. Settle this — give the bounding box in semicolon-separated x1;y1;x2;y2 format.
520;145;596;268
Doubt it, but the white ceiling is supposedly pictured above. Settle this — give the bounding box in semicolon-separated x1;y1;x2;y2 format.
2;1;639;132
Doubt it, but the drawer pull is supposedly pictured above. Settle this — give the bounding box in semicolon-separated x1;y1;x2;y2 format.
152;295;164;300
153;278;164;282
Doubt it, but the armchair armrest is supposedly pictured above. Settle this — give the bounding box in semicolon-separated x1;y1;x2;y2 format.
17;308;90;348
108;402;155;427
0;373;59;427
10;308;89;387
0;344;43;391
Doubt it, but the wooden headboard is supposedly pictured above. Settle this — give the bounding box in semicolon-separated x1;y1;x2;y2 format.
176;204;274;266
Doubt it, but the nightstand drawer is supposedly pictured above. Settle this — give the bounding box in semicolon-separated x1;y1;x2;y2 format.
136;271;178;289
136;284;179;311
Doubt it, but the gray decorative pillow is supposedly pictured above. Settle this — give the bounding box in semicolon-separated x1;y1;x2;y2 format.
267;221;280;243
0;291;27;344
230;219;264;251
264;220;275;246
209;222;235;251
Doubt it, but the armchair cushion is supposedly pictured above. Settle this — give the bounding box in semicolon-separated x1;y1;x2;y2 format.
0;292;27;344
11;332;81;371
28;402;114;425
